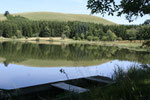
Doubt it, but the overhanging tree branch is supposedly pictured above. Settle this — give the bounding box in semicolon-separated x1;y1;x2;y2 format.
87;0;150;22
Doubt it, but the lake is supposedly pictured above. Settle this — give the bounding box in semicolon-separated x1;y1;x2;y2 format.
0;42;150;90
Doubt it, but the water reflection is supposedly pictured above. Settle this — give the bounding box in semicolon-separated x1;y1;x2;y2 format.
0;42;150;67
0;60;139;90
0;42;149;89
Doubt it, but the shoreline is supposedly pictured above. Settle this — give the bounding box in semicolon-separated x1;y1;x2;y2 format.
0;37;146;51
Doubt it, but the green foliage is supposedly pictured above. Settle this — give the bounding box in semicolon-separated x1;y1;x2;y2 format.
0;13;149;41
87;0;150;22
16;30;23;38
126;28;137;40
112;25;127;40
117;37;122;41
5;12;28;21
40;26;51;37
11;36;17;39
102;36;109;41
93;36;99;41
7;15;25;20
102;30;117;41
95;29;104;40
22;24;32;37
137;26;150;40
102;66;150;100
107;30;117;41
75;33;79;40
2;22;14;37
66;65;150;100
87;36;93;41
72;33;81;40
73;37;76;40
81;33;85;40
86;31;92;38
142;41;150;48
63;25;71;37
0;30;3;36
4;11;10;17
76;37;81;40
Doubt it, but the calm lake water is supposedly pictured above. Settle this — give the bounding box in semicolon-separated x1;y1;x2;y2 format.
0;42;150;90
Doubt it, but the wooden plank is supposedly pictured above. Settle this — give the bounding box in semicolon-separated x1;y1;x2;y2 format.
51;82;89;93
84;77;114;84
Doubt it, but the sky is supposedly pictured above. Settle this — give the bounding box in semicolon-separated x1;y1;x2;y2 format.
0;0;149;25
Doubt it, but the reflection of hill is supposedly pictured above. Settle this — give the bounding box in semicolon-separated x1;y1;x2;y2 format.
14;59;110;67
0;57;5;62
0;42;149;67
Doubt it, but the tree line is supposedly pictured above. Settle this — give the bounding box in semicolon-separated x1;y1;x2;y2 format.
0;13;150;41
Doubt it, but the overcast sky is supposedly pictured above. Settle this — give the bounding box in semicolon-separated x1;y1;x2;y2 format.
0;0;149;25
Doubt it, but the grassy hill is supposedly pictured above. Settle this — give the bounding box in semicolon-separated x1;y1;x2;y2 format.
0;15;6;21
12;12;116;25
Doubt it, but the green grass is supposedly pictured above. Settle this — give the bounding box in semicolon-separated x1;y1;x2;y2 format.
0;14;6;21
54;65;149;100
13;12;116;25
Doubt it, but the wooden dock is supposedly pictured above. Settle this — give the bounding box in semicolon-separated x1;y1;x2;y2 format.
0;75;115;99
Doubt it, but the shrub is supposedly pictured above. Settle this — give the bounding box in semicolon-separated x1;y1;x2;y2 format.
117;37;122;41
142;40;150;48
76;37;81;40
11;36;17;39
16;30;23;38
126;28;137;40
87;36;93;41
73;37;76;40
81;33;85;40
93;36;99;41
101;30;117;41
107;30;117;41
101;36;109;41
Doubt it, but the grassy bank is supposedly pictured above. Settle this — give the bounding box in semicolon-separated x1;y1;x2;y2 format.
62;64;150;100
0;36;143;44
0;36;145;51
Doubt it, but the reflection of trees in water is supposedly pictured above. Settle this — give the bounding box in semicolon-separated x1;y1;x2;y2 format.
0;42;150;65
